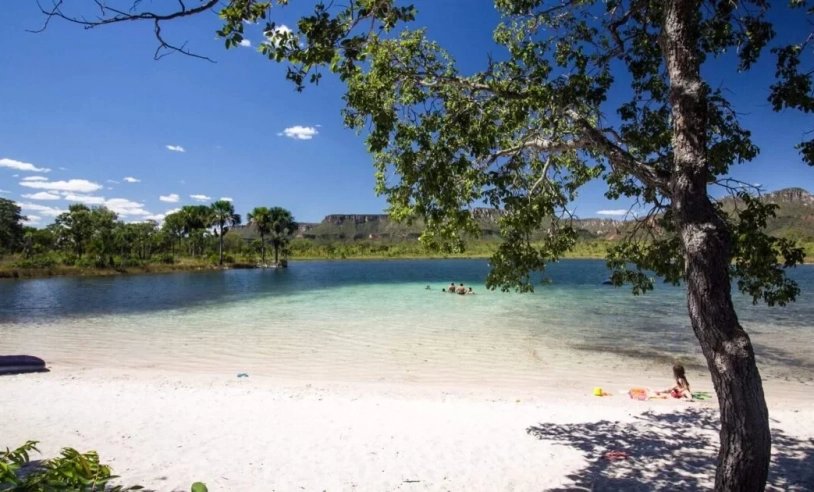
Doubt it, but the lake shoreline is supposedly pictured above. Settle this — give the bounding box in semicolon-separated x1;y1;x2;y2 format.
0;254;605;280
4;253;812;280
1;367;812;491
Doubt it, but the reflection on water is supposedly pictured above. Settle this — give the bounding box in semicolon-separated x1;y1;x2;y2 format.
1;260;812;385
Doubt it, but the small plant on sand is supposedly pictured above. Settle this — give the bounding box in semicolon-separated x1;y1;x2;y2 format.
1;440;139;491
1;441;208;492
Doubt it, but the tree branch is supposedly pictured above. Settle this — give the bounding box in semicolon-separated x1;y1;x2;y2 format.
29;0;220;62
567;110;671;194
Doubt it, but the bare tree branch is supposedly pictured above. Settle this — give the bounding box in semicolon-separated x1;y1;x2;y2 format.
29;0;220;62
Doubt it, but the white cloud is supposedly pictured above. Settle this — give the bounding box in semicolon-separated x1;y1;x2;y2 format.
23;214;42;225
0;189;9;194
219;197;233;202
239;39;252;47
106;179;120;184
263;25;294;47
20;179;103;193
0;158;51;173
190;194;211;202
166;145;185;152
21;191;61;200
123;176;141;183
105;198;151;216
12;174;19;177
595;209;630;216
19;202;66;217
21;176;48;182
143;208;182;222
62;193;106;205
160;193;180;203
58;167;68;171
53;192;153;217
141;214;166;222
280;125;318;140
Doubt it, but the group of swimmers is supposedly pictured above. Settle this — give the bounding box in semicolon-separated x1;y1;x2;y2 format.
425;283;475;295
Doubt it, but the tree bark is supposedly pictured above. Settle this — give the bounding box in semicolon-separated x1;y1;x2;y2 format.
662;1;771;490
219;225;224;265
261;233;266;263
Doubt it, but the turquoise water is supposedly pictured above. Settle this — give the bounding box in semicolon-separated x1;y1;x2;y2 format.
1;259;813;385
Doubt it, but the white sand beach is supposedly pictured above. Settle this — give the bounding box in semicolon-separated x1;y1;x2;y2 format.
1;366;812;491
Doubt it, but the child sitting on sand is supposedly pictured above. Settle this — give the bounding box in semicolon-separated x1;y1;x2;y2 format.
660;363;693;400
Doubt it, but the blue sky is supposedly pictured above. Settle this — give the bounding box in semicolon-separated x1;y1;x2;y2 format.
0;1;811;226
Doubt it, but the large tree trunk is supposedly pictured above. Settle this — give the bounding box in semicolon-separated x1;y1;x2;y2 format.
662;1;771;490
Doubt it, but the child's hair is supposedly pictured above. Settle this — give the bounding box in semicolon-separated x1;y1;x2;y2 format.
673;363;690;389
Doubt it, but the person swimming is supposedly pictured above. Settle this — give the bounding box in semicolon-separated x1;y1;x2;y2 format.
456;283;467;295
467;287;474;294
448;282;457;293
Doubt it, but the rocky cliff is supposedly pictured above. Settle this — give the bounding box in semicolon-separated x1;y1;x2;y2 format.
763;187;814;206
234;188;813;242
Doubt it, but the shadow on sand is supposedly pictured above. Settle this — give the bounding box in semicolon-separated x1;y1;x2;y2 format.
527;407;814;491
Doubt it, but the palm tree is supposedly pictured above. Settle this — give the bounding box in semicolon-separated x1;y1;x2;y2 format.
179;205;212;257
268;207;297;266
210;200;241;265
247;206;272;264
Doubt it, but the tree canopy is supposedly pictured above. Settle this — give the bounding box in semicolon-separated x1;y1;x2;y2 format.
27;1;814;489
34;0;810;296
0;198;26;253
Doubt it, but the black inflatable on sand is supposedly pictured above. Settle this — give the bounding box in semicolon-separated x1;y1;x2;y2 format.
0;355;48;375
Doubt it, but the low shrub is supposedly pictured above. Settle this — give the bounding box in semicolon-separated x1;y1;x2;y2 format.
12;256;56;269
206;254;234;265
0;441;208;492
74;257;98;269
60;256;78;267
116;258;145;268
155;253;175;265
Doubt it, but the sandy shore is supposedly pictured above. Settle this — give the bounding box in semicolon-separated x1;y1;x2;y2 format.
1;367;812;491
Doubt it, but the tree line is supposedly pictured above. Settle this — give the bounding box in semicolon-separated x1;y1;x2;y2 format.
0;197;297;268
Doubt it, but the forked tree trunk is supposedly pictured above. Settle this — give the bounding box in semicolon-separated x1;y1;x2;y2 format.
662;1;770;490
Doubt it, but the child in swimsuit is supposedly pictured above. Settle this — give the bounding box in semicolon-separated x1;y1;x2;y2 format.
661;363;693;400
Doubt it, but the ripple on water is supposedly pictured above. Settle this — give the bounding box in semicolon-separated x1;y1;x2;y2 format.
1;260;813;385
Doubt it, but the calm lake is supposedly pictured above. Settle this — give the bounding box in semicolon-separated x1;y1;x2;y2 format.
1;259;813;386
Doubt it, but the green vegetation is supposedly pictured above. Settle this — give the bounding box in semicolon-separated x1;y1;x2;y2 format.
286;238;610;260
2;192;812;279
15;0;814;487
0;197;295;279
0;441;207;491
210;200;241;266
1;441;182;491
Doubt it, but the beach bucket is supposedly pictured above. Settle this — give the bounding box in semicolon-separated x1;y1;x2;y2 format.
593;387;603;396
